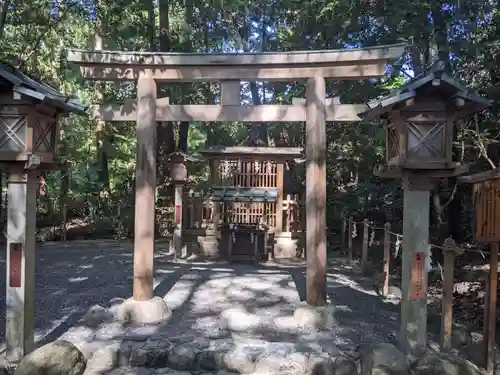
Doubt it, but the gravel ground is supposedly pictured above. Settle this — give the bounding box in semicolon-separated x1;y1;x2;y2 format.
0;241;404;352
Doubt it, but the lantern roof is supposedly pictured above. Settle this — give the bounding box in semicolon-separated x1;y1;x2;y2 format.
166;150;198;163
360;60;491;121
0;62;86;115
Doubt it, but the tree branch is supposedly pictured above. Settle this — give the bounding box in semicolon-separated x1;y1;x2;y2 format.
473;114;496;169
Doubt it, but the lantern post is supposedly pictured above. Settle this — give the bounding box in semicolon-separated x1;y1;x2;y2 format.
167;151;197;259
360;61;491;353
0;66;85;365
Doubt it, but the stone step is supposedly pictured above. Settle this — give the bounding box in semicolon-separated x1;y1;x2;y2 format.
83;337;358;375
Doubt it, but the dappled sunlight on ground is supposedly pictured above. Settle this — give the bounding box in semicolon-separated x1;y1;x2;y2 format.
0;242;409;358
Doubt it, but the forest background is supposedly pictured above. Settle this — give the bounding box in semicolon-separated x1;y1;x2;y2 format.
0;0;498;246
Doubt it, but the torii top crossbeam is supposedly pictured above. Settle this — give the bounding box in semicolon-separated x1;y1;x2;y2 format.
66;43;407;81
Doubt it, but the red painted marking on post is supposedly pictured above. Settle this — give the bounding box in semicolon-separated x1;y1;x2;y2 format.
410;252;425;300
175;204;181;225
9;243;22;288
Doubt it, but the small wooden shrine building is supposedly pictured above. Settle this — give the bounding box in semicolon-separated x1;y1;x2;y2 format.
196;145;303;261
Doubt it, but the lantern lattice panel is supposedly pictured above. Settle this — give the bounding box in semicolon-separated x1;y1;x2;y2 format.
0;115;26;151
387;125;399;160
33;117;55;152
407;121;446;158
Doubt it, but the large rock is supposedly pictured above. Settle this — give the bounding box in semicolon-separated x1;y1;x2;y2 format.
411;349;482;375
359;343;409;375
14;340;86;375
197;339;235;371
332;356;358;375
167;344;197;370
79;305;113;328
84;344;119;375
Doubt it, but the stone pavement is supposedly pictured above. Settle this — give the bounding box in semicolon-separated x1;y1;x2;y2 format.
0;241;405;375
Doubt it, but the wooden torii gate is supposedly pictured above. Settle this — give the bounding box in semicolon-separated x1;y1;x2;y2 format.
67;44;406;313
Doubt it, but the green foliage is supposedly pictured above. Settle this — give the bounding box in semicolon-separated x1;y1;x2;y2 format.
0;0;496;241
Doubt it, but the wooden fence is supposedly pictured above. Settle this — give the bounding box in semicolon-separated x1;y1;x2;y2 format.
42;191;305;241
340;215;497;369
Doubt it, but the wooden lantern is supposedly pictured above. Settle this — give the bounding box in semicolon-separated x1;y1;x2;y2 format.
167;151;198;185
170;161;187;183
362;61;491;177
0;64;85;169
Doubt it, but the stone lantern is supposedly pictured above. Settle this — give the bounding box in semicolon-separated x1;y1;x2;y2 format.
360;60;491;353
0;64;85;364
166;151;198;258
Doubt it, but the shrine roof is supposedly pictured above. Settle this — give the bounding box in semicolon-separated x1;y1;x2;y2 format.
199;146;303;161
360;61;491;121
0;63;86;114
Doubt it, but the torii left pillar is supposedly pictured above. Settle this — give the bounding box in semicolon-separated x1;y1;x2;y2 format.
116;73;170;325
5;169;37;364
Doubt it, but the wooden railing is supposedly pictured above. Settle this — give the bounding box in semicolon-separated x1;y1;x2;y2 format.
341;215;497;367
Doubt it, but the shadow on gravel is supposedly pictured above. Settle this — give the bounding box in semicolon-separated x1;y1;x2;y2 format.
0;243;183;350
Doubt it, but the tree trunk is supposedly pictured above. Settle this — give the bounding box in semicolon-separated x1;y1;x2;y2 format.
156;0;176;206
232;14;268;146
0;0;10;41
93;32;110;197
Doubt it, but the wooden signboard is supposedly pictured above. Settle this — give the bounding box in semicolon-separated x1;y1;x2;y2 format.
473;179;500;243
410;252;425;300
9;242;22;288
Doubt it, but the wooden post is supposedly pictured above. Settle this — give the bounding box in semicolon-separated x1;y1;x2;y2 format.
210;160;220;234
305;75;327;307
275;162;284;234
484;242;498;375
133;73;156;302
362;218;369;269
62;203;67;242
5;169;37;363
347;219;353;263
60;167;69;242
383;222;391;296
117;204;122;244
440;237;458;350
340;214;346;254
400;175;431;352
188;192;195;229
173;184;183;258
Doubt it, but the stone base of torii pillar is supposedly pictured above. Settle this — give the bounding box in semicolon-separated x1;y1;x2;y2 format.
116;296;171;325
